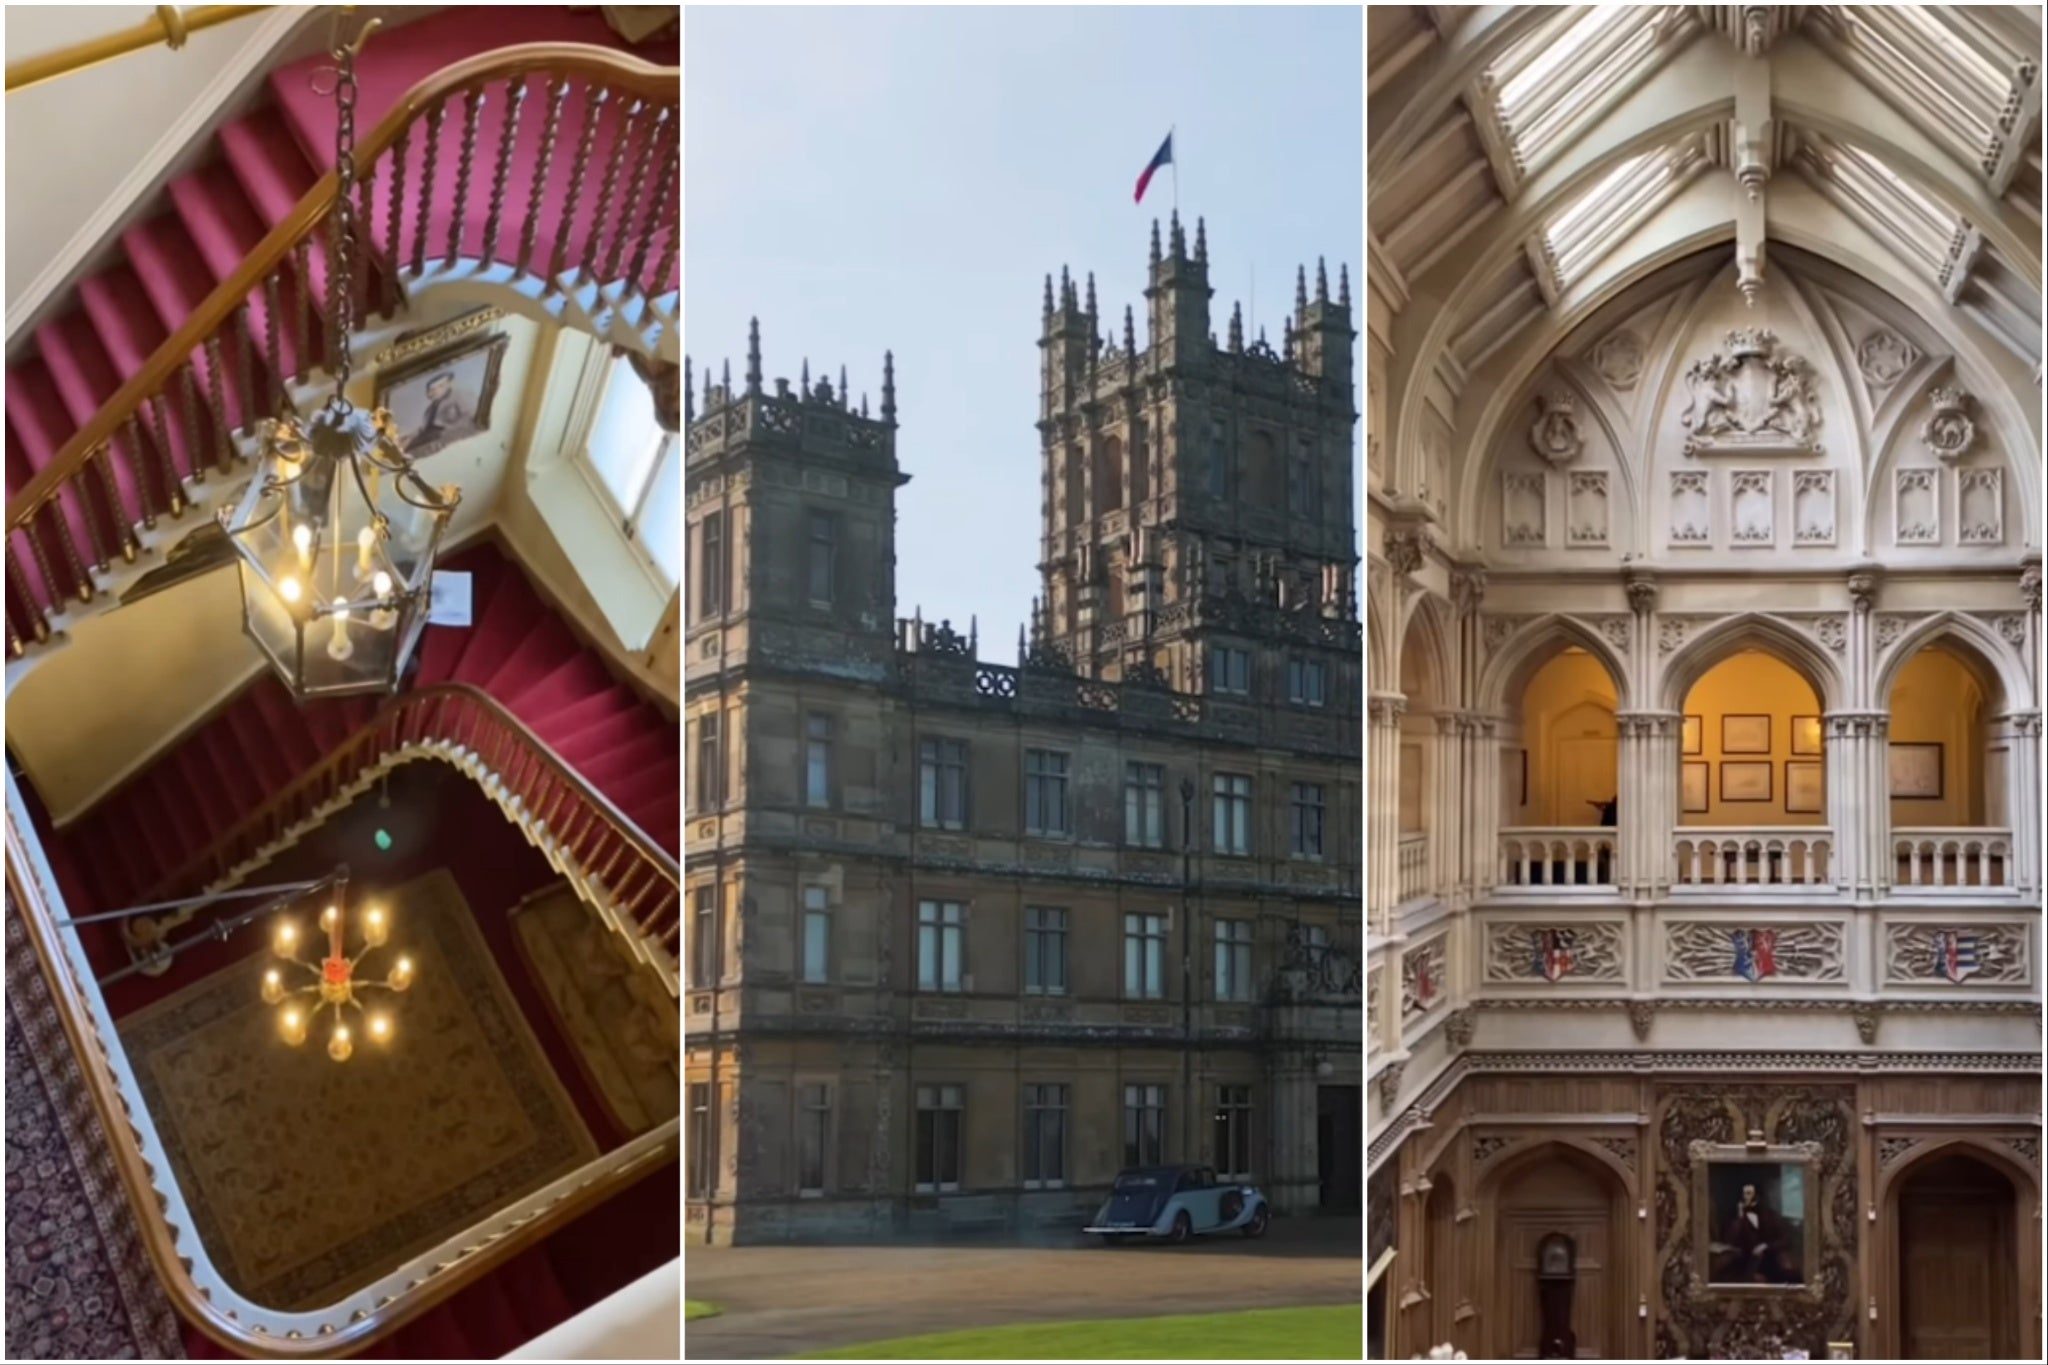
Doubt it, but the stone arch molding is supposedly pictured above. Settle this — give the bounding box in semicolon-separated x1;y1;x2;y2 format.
1657;611;1845;713
1477;613;1632;714
1872;610;2035;712
1398;591;1458;709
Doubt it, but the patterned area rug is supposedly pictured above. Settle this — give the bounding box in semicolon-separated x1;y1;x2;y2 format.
5;892;185;1361
118;868;596;1311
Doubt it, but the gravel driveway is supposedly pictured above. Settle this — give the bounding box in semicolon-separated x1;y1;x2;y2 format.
684;1217;1361;1359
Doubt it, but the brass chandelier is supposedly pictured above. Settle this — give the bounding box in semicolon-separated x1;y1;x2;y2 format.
223;14;457;698
263;867;415;1062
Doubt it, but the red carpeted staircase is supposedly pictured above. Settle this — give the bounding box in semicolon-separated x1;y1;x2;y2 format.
5;6;676;632
56;539;679;929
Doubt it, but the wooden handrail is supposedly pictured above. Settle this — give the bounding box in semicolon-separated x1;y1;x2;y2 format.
6;6;271;93
143;681;677;928
5;42;676;536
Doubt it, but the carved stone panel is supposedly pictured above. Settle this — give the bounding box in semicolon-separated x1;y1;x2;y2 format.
1591;329;1644;390
1679;328;1824;456
1568;470;1610;546
1483;921;1626;984
1894;468;1938;545
1670;470;1711;545
1884;923;2030;986
1791;470;1834;545
1855;329;1918;396
1958;467;2003;545
1503;470;1547;546
1662;922;1848;985
1730;470;1773;545
1920;386;1975;464
1401;934;1448;1023
1530;391;1584;467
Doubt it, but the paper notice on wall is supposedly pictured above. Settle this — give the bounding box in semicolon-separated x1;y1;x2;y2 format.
428;571;473;627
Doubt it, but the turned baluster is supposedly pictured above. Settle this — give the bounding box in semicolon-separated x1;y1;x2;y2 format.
550;86;609;286
519;76;569;278
411;99;445;277
235;307;260;432
626;108;676;293
481;75;526;267
202;335;232;473
264;272;284;413
446;85;486;267
293;239;315;372
23;503;71;608
177;368;209;489
91;446;138;563
71;460;111;575
584;96;642;283
605;101;665;281
6;540;50;642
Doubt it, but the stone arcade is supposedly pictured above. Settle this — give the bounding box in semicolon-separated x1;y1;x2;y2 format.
1369;6;2042;1360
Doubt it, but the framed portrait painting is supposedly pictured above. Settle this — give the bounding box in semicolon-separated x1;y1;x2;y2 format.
1722;714;1771;754
1693;1144;1820;1292
1720;760;1772;803
1888;742;1943;799
374;329;511;459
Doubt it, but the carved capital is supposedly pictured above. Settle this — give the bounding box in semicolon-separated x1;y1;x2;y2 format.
1625;567;1659;614
1451;568;1487;617
2021;554;2042;611
1377;1059;1407;1114
1384;529;1426;577
1444;1006;1476;1049
1628;999;1655;1042
1847;570;1879;615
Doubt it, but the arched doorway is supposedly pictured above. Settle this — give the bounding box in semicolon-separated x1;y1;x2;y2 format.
1674;646;1830;886
1501;642;1621;885
1483;1144;1630;1359
1883;637;2012;887
1426;1171;1463;1352
1398;601;1451;905
1892;1150;2024;1358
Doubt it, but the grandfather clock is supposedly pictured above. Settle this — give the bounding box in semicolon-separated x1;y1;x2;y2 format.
1536;1232;1578;1359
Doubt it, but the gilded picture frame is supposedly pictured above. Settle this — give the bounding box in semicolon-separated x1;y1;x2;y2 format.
1691;1140;1823;1296
373;328;511;459
1791;714;1823;756
1680;760;1710;814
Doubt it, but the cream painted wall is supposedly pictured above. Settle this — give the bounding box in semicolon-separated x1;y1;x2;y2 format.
1513;650;1618;825
1887;648;1989;827
1676;651;1822;827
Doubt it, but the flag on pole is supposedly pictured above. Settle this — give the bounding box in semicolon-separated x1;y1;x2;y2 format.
1134;131;1173;204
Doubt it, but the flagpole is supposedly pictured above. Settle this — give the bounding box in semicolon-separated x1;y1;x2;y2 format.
1170;123;1177;216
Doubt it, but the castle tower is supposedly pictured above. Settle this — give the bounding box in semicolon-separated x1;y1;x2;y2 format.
1036;218;1359;708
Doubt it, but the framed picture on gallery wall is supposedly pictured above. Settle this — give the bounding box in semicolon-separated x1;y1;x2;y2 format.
1682;714;1703;755
1722;714;1772;754
1720;760;1773;802
1792;715;1823;756
1695;1148;1820;1290
1888;742;1943;799
373;328;511;459
1680;761;1710;813
1785;760;1824;814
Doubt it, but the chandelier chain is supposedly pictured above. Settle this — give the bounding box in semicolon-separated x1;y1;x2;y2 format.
330;28;361;400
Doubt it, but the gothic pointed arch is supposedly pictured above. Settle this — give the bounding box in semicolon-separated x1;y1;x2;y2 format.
1659;612;1843;713
1477;614;1631;714
1875;611;2031;713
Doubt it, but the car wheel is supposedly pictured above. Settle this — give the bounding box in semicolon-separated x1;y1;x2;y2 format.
1241;1205;1270;1238
1169;1211;1193;1244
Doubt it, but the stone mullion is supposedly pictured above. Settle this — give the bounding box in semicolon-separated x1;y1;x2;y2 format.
1431;713;1460;903
2001;709;2041;895
1369;692;1405;932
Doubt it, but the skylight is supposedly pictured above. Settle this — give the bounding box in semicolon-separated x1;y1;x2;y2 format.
1542;143;1700;290
1808;6;2032;175
1486;6;1682;175
1793;132;1961;280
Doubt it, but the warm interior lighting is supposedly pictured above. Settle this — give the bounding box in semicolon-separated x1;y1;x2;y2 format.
265;881;413;1062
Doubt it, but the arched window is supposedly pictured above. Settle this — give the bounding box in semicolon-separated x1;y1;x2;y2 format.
1094;435;1125;518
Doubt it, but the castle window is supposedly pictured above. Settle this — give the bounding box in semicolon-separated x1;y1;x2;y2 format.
801;885;831;984
918;900;965;992
1214;918;1254;1002
1025;907;1068;994
687;1082;716;1198
585;354;679;586
1214;1085;1253;1179
693;712;724;809
1125;761;1166;848
1209;646;1252;696
1123;1083;1166;1167
698;512;726;619
691;886;720;988
1213;773;1253;855
1288;658;1328;707
797;1083;832;1194
807;510;837;604
1288;438;1315;515
919;737;969;829
1250;429;1283;507
805;714;834;808
1124;912;1168;999
1207;420;1229;496
915;1084;964;1191
1094;435;1125;518
1291;782;1327;858
1025;748;1071;835
1023;1084;1068;1188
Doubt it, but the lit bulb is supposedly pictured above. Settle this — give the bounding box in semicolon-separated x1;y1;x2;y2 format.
320;904;339;932
280;1008;307;1045
274;921;298;956
369;1013;391;1043
280;575;303;604
370;570;396;628
356;524;376;579
327;596;353;661
364;906;388;947
391;955;414;991
293;522;313;566
328;1024;353;1062
372;570;392;598
261;968;283;1004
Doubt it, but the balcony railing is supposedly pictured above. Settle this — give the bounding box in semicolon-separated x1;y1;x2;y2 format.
1499;827;1617;887
1673;828;1832;887
1892;827;2013;889
1398;831;1428;901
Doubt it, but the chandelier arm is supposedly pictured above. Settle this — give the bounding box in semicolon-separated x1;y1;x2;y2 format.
54;874;334;927
92;874;345;989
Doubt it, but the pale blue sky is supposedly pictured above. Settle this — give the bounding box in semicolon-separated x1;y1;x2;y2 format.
684;4;1362;655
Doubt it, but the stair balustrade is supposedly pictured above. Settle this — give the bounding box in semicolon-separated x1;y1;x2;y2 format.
142;682;679;989
5;44;677;660
1891;826;2013;889
1672;827;1832;888
1397;831;1428;901
6;766;677;1358
1498;826;1618;888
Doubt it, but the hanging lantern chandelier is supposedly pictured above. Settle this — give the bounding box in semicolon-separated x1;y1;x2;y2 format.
262;867;415;1062
223;15;457;698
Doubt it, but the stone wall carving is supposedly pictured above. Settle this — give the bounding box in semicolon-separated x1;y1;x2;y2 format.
1663;921;1848;984
1920;385;1975;464
1402;933;1448;1023
1679;329;1824;456
1883;923;2030;986
1567;470;1610;546
1482;614;1528;653
1854;329;1917;395
1670;470;1711;544
1730;469;1774;545
1894;468;1938;544
1958;467;2003;544
1791;470;1834;545
1591;329;1644;390
1596;615;1630;651
1482;921;1626;984
1530;391;1585;467
1652;1084;1858;1359
1503;470;1546;546
1368;963;1383;1055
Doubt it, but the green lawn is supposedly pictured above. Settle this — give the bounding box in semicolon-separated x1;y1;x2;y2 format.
686;1300;721;1321
800;1305;1360;1360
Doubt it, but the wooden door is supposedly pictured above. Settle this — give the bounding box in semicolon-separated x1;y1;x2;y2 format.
1495;1155;1618;1358
1899;1156;2018;1359
1550;702;1617;825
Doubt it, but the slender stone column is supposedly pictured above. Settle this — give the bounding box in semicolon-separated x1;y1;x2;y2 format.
1369;692;1406;932
1431;712;1461;903
1824;710;1887;895
1996;709;2042;895
1617;710;1682;898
